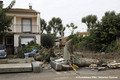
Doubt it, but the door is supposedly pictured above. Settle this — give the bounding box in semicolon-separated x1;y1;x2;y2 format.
5;36;14;55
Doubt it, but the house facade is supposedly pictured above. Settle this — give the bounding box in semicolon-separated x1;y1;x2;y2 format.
77;32;88;37
0;2;41;54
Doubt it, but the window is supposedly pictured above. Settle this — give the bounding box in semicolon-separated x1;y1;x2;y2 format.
22;18;32;32
19;36;35;46
6;37;13;45
21;38;34;45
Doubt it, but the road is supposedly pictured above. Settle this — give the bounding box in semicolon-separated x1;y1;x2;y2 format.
0;68;120;80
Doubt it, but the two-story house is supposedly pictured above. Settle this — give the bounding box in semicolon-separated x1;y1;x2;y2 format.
0;1;41;54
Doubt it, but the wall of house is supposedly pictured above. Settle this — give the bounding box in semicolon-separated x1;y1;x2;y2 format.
32;17;38;33
16;16;21;32
14;17;37;33
7;13;38;33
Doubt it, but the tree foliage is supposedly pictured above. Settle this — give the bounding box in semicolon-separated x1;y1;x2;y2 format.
46;25;52;34
40;18;47;34
82;15;97;32
66;22;77;35
41;34;56;48
67;33;87;50
82;11;120;52
0;0;15;35
48;17;64;36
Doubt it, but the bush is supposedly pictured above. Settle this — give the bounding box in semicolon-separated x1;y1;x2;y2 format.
17;41;41;58
41;34;56;48
105;41;120;52
67;34;88;50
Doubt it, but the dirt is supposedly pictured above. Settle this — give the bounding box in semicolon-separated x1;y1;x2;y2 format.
75;51;120;63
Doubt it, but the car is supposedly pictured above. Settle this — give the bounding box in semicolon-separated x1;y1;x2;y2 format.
0;45;7;58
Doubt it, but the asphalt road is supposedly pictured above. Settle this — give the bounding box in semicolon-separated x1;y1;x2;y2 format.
0;68;120;80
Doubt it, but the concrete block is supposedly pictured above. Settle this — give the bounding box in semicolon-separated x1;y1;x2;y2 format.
50;61;62;71
32;61;41;73
62;64;72;71
0;63;32;73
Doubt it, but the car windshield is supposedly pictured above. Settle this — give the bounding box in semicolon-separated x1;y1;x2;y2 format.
0;45;5;50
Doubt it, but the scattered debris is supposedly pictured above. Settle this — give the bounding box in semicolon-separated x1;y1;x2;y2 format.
107;62;120;69
50;40;74;71
34;53;43;61
24;49;39;63
89;64;97;69
98;67;106;71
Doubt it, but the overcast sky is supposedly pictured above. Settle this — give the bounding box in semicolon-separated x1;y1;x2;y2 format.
2;0;120;36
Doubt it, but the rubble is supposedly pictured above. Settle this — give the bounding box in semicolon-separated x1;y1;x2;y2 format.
50;61;62;71
63;39;73;62
107;62;120;69
50;40;73;71
34;53;43;61
89;64;97;69
98;67;106;71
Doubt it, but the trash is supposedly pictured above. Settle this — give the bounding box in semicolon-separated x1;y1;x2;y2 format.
73;64;79;70
24;49;40;57
24;49;40;62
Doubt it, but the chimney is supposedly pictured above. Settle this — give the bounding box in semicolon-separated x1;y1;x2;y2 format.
29;3;32;9
0;1;3;9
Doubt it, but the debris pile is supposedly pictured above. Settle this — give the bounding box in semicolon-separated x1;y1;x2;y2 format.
32;39;120;72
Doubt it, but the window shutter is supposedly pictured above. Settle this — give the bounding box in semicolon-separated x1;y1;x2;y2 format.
22;19;31;32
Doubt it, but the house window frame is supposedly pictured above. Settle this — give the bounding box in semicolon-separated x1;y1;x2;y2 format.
5;37;13;45
19;36;36;46
21;18;32;33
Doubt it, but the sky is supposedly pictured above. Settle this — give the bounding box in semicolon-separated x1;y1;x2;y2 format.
2;0;120;36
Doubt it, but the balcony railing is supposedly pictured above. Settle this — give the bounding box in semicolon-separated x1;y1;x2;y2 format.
8;24;39;33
